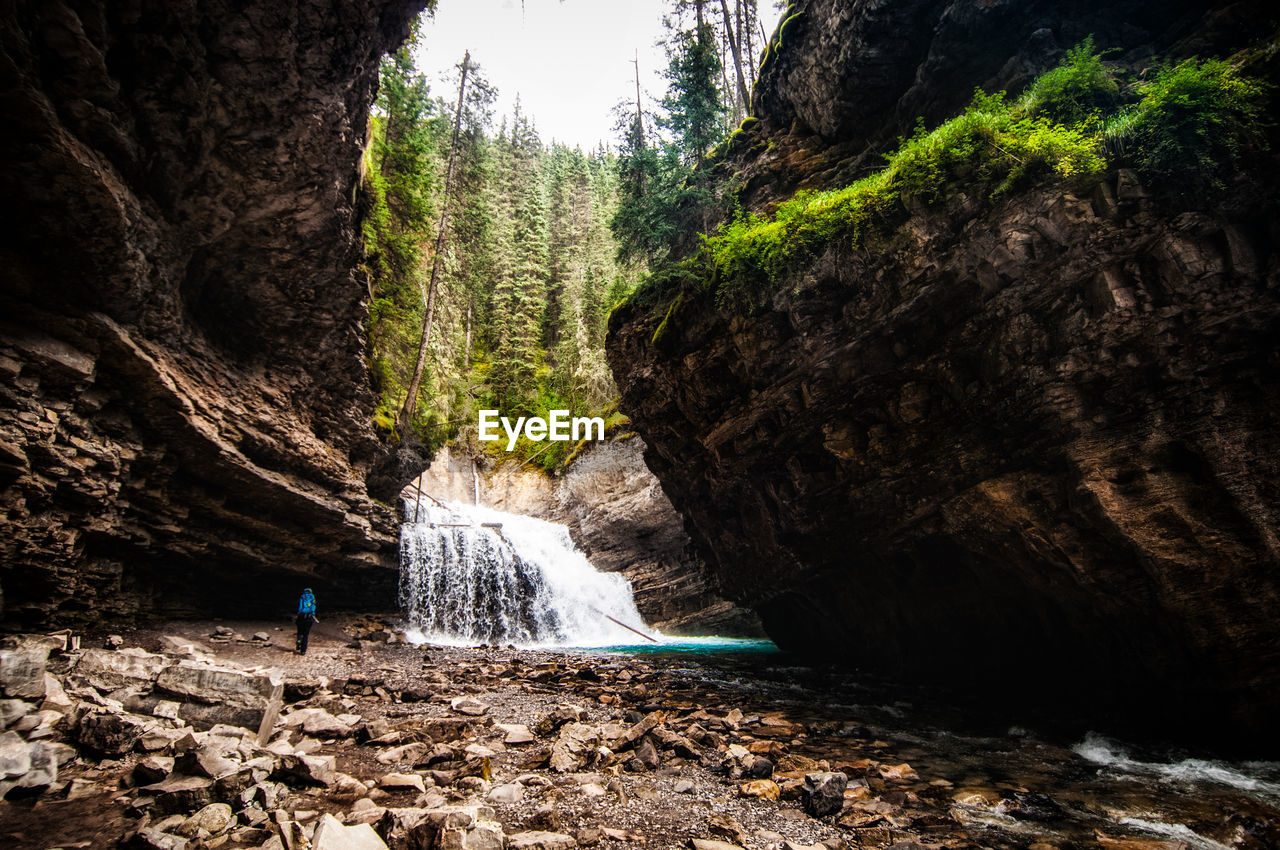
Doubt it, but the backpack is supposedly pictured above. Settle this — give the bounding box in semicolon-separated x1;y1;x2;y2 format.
299;592;316;615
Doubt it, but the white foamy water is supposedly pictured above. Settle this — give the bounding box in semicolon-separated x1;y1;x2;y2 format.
1115;817;1235;850
1073;732;1280;798
399;498;653;648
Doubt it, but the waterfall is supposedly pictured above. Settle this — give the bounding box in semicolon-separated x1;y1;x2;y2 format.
399;498;653;647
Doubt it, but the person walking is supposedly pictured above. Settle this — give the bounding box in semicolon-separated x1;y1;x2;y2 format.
295;587;317;654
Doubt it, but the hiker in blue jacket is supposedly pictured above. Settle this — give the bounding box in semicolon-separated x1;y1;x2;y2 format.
295;588;317;654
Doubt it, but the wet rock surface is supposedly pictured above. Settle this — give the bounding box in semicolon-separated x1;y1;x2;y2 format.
0;0;430;629
2;617;1278;850
608;0;1280;747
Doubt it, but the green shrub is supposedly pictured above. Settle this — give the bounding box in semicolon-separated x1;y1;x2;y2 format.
1018;36;1119;126
641;42;1264;315
1124;58;1268;195
704;85;1106;305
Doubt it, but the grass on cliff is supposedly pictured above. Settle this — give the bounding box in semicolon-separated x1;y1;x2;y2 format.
677;41;1268;309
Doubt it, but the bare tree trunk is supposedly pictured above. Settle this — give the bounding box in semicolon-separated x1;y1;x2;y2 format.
633;50;644;144
632;49;646;196
399;50;471;435
464;300;472;369
718;0;750;111
720;37;737;126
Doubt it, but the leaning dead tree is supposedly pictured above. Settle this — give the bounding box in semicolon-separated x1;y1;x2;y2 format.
399;49;472;437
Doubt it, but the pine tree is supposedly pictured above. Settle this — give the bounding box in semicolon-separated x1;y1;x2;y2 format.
363;37;441;432
662;21;727;168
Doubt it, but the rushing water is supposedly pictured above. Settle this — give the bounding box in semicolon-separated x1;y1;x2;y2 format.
399;499;653;647
551;645;1280;848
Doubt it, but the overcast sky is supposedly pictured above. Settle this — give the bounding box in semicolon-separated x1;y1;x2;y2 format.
415;0;782;151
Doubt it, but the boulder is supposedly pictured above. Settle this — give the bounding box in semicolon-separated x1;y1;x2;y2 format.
154;660;284;739
311;812;389;850
0;739;56;797
801;772;848;817
653;727;702;759
449;696;490;717
689;841;745;850
176;803;234;838
75;648;171;691
507;832;577;850
0;635;55;699
376;742;431;765
41;674;73;713
379;772;426;793
275;753;337;787
334;772;369;798
615;710;662;750
214;757;276;802
549;723;600;773
530;803;560;831
382;804;504;850
0;699;31;730
346;799;386;826
76;710;152;755
374;806;431;846
0;730;31;781
138;726;190;753
144;774;217;815
877;763;918;782
46;741;77;766
178;744;240;780
738;779;781;801
708;814;749;846
64;776;98;798
486;782;524;804
495;723;535;744
743;754;774;779
635;736;660;769
535;705;584;737
135;755;176;784
283;707;353;738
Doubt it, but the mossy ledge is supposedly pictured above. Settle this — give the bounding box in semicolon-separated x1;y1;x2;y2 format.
635;42;1269;314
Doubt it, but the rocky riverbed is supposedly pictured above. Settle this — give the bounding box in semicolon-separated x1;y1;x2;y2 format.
2;617;1278;850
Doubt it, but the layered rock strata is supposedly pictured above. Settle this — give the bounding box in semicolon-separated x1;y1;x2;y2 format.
609;0;1280;743
0;1;429;627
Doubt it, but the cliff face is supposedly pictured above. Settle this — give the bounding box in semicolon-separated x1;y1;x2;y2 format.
0;0;428;627
735;0;1265;210
608;0;1280;741
413;441;763;636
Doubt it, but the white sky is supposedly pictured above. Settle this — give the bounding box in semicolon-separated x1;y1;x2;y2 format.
415;0;782;151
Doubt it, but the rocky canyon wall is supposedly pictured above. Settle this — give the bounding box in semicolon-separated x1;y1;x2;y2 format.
413;440;763;636
0;0;429;628
608;0;1280;744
